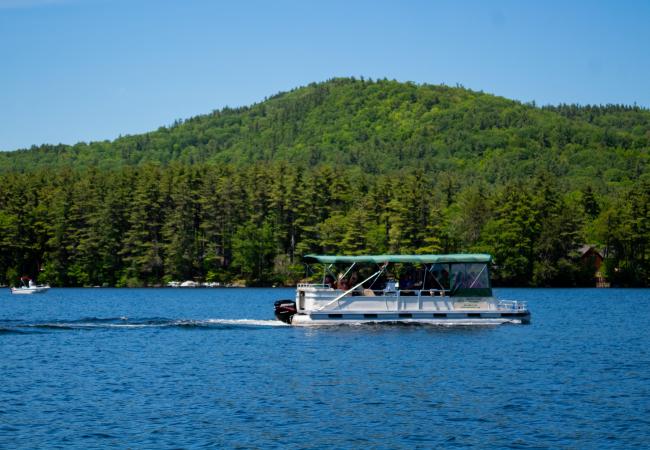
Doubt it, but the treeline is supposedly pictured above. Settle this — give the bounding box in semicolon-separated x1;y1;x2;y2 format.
0;163;648;287
1;78;648;286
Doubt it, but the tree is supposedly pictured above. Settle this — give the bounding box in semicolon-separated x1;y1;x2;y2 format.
481;183;538;285
162;166;200;281
119;165;165;286
231;221;276;284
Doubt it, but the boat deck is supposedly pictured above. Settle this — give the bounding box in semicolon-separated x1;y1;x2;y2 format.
290;284;529;325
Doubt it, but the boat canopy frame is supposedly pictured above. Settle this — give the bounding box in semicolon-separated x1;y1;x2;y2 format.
304;254;492;264
304;253;493;298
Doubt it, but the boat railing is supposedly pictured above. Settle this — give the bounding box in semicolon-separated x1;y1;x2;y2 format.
362;289;451;297
497;300;528;311
297;284;451;298
297;283;331;289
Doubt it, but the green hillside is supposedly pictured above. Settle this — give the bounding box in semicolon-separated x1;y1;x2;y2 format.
0;78;648;287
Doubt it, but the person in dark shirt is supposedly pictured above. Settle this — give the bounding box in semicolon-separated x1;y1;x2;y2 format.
324;274;336;288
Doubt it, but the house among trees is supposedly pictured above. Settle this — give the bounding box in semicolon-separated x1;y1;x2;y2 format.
579;245;608;287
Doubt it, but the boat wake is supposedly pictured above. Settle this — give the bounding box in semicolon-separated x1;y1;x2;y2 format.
0;317;288;333
0;317;504;334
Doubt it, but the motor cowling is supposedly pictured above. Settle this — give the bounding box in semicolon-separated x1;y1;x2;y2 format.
274;299;297;324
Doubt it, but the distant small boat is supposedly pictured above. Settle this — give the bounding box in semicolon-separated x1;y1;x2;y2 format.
10;277;50;295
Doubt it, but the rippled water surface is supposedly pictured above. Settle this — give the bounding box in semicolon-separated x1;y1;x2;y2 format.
1;288;649;448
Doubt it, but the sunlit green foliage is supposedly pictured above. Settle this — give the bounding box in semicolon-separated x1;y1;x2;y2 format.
0;78;648;286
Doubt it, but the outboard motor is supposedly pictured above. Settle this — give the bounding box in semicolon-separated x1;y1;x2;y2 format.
274;299;297;324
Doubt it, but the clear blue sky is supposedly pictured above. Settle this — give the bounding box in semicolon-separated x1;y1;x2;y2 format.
1;0;648;151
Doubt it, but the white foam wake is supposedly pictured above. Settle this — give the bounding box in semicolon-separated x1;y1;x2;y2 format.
12;317;288;330
203;319;288;327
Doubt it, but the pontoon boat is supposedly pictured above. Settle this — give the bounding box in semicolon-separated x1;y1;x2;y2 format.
274;254;530;326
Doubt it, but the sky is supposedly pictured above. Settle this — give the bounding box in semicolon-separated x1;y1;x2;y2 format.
0;0;649;151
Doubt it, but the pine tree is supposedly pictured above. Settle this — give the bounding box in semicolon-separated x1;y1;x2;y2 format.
231;220;276;284
119;165;165;286
481;183;538;285
162;165;201;281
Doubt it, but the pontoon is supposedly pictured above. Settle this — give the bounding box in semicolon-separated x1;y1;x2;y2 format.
274;254;530;325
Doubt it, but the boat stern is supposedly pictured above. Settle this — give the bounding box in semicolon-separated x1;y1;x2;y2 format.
274;299;297;324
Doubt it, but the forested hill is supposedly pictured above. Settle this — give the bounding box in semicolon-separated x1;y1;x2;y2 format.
0;78;649;287
2;77;649;185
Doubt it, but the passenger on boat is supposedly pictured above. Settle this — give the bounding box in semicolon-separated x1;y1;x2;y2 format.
337;275;349;291
348;272;364;295
400;273;414;289
324;274;336;288
399;273;417;295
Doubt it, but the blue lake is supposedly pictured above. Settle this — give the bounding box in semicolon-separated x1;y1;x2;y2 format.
1;288;649;448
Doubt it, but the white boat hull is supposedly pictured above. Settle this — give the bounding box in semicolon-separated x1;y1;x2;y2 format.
290;311;529;326
11;286;50;294
276;284;530;326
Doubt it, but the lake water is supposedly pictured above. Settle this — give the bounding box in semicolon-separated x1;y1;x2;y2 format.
1;288;649;448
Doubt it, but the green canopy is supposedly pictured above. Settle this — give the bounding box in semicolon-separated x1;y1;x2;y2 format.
304;254;492;264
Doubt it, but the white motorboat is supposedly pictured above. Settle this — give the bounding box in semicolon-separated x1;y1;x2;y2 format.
10;277;50;295
274;254;530;326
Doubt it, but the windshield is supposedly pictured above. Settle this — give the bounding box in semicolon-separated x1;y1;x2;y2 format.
449;263;491;296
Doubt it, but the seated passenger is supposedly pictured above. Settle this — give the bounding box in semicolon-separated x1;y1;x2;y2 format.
324;274;336;288
400;273;414;289
348;272;363;295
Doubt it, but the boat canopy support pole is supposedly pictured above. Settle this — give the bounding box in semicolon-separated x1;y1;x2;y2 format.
317;264;387;311
428;264;446;291
340;262;356;280
322;264;335;284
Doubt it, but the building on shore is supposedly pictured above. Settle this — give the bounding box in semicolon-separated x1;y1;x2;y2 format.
579;245;609;287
